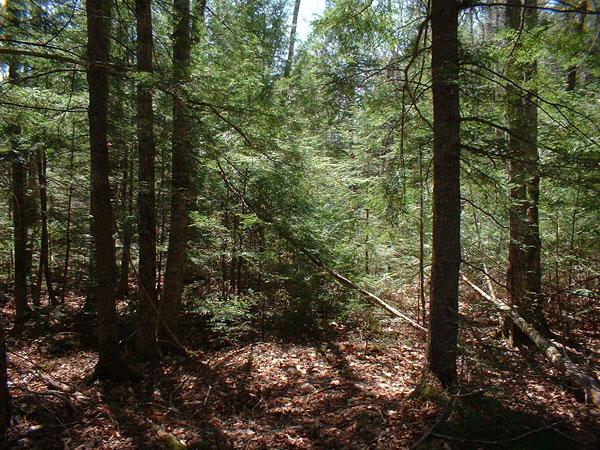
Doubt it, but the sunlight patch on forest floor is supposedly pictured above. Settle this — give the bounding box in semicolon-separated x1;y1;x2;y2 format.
3;296;599;449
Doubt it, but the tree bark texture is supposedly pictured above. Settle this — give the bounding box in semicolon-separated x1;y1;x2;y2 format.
505;0;549;344
427;0;461;388
135;0;159;360
86;0;126;379
162;0;199;339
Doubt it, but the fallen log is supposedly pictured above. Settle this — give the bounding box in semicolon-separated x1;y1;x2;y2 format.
216;161;426;332
300;249;426;332
462;274;600;407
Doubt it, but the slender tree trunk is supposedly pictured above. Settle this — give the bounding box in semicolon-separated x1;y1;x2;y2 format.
37;148;57;306
61;132;75;303
284;0;301;76
86;0;127;380
162;0;204;340
566;1;587;91
504;0;549;345
117;152;134;298
135;0;159;360
26;154;39;293
418;146;426;326
0;321;10;436
426;0;461;388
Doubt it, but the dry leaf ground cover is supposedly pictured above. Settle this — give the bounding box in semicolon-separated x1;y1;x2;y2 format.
2;295;599;449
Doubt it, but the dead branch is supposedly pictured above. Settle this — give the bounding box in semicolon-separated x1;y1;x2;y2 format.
462;275;600;407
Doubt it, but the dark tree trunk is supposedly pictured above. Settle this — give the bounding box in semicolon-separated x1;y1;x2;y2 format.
162;0;202;340
284;0;301;76
37;148;57;306
11;136;32;322
426;0;461;388
6;1;31;322
135;0;159;360
504;0;549;345
86;0;127;379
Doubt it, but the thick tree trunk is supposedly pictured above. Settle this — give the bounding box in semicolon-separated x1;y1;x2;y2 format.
504;0;549;345
284;0;301;76
86;0;127;379
7;10;32;321
162;0;200;340
426;0;461;387
37;148;57;306
135;0;159;360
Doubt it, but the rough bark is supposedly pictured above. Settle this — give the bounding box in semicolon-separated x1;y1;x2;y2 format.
135;0;159;360
86;0;127;379
463;275;600;407
427;0;461;387
7;1;32;322
12;151;32;322
505;0;549;345
162;0;201;340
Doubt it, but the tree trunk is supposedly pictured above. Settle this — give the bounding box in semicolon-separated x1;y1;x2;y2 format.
504;0;549;345
135;0;159;360
426;0;461;388
12;155;32;322
86;0;127;380
61;127;76;303
418;145;426;326
565;1;587;91
117;151;134;299
5;4;24;320
26;154;39;296
162;0;203;340
284;0;301;77
0;322;10;435
37;148;57;306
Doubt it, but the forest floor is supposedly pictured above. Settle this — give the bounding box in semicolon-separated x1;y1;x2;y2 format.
2;295;600;449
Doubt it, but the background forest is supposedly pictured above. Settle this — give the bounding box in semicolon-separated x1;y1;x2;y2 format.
0;0;599;448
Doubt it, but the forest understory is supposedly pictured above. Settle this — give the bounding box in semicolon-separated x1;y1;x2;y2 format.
3;290;599;450
2;0;600;447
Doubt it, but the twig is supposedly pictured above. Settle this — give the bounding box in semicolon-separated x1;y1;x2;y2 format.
410;397;457;449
